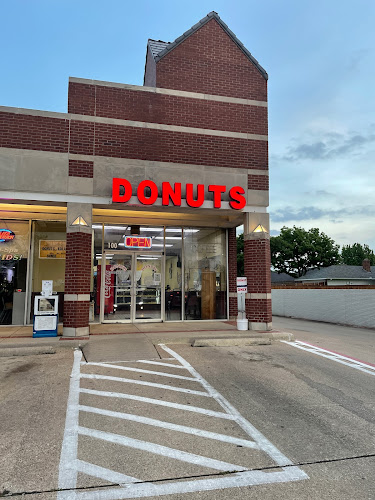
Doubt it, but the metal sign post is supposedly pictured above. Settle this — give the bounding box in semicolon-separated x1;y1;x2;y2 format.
236;277;248;331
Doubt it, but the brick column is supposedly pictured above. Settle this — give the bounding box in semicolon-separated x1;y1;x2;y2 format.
243;212;272;330
63;202;92;337
228;227;238;320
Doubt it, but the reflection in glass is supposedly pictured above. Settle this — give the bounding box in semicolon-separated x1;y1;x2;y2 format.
165;228;182;320
184;228;227;320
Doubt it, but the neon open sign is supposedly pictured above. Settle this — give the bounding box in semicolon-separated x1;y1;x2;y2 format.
124;236;152;249
0;229;15;242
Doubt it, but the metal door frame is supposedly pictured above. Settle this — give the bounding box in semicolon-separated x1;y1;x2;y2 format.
100;250;164;324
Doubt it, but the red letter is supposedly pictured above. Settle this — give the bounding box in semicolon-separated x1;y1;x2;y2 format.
229;186;246;210
112;178;132;203
162;182;182;206
186;184;204;208
137;180;158;205
208;185;226;208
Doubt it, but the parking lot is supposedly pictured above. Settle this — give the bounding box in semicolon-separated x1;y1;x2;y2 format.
1;318;374;499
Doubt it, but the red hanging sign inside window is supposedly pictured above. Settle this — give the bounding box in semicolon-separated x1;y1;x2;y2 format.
124;236;152;249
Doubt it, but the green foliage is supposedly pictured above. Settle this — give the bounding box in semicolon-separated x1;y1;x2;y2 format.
270;226;341;277
341;243;375;265
237;233;244;276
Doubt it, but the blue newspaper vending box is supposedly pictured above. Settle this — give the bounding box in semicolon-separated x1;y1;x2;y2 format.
33;281;58;338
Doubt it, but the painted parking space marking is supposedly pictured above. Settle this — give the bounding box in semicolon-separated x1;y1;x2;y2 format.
76;460;140;484
84;362;198;380
79;388;236;419
81;373;211;396
282;340;375;376
58;346;308;499
78;426;246;472
78;404;259;449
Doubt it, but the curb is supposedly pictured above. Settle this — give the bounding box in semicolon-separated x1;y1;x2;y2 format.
0;346;56;357
191;331;295;347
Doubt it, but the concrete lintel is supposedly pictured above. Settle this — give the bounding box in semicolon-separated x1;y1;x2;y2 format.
245;293;272;300
64;294;91;302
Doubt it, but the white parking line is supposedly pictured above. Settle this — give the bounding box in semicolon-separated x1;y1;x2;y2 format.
282;340;375;377
78;404;259;449
76;460;140;484
84;362;197;380
78;426;246;472
72;467;307;500
79;388;236;419
58;348;308;499
81;373;210;396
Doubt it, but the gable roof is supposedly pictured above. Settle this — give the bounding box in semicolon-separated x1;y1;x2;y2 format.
147;11;268;80
296;265;375;281
148;39;170;58
271;271;295;283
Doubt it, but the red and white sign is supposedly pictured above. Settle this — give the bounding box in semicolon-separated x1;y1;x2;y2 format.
124;236;152;249
112;178;246;210
0;229;15;242
237;277;247;293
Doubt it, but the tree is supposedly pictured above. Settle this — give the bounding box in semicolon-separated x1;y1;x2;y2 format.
270;226;340;277
341;243;375;265
237;233;244;276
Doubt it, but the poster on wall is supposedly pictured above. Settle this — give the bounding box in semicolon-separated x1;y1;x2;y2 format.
39;240;66;259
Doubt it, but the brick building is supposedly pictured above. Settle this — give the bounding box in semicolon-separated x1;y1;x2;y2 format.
0;12;271;335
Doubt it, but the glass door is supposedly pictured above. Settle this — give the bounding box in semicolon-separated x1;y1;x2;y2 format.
101;252;163;323
101;253;132;322
134;253;163;321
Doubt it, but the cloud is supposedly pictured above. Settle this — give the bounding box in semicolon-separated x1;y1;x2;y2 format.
270;229;280;236
271;205;375;223
283;131;375;161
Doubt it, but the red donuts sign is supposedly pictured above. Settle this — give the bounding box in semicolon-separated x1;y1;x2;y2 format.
112;178;246;210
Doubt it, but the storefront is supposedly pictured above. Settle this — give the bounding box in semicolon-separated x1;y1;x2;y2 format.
0;12;272;335
93;224;228;323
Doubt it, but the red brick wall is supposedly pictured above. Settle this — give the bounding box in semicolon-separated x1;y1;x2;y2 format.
64;232;92;294
248;174;269;190
228;228;237;293
68;82;267;136
68;160;94;178
245;298;272;323
155;18;267;101
63;301;90;328
0;112;68;153
244;239;271;294
68;82;96;115
69;120;95;156
93;123;267;169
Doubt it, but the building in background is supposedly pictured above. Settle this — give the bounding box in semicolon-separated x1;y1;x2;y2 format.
0;12;271;336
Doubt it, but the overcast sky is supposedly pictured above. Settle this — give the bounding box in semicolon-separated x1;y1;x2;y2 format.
1;0;374;249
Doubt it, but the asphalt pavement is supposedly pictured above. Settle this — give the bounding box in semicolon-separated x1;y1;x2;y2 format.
0;317;374;499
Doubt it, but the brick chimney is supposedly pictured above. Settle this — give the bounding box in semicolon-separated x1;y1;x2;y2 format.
362;258;371;272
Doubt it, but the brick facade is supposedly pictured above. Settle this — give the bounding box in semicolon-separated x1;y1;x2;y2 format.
155;19;267;101
63;301;91;329
248;174;269;190
68;160;94;178
68;82;267;136
0;12;270;331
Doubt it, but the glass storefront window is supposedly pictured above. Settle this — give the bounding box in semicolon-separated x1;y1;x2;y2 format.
92;224;103;322
165;228;182;320
184;228;227;320
31;221;66;321
0;220;30;325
